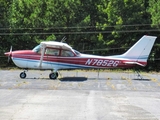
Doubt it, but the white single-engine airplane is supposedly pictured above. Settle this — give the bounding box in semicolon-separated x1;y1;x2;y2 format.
5;35;157;79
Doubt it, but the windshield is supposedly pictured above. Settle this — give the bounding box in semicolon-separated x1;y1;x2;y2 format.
73;49;81;56
32;45;41;53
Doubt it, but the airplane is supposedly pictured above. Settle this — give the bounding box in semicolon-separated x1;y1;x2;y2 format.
4;35;157;79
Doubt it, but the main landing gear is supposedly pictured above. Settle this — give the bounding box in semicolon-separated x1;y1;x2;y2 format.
49;72;58;79
19;70;59;80
20;71;27;79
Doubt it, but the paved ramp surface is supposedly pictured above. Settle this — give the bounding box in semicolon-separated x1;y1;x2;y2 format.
0;70;160;120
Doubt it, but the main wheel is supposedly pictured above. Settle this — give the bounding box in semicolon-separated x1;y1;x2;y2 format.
49;72;58;79
20;72;26;79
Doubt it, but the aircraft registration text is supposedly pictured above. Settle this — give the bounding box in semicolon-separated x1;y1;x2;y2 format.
85;59;120;67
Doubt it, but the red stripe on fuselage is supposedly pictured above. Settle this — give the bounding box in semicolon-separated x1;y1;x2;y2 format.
11;50;146;68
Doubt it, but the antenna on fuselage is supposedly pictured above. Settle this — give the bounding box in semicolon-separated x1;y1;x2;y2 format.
61;36;67;43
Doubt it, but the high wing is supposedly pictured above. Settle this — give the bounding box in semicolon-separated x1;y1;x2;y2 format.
41;41;72;51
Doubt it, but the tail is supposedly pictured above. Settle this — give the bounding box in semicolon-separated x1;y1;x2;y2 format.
121;35;157;66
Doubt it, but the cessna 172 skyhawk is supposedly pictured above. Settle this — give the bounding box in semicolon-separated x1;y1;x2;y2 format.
5;35;157;79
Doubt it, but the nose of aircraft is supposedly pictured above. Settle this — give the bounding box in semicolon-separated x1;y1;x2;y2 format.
4;52;12;63
4;46;12;57
4;46;12;62
4;52;11;57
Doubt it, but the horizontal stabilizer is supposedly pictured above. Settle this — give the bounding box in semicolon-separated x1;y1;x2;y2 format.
124;61;146;67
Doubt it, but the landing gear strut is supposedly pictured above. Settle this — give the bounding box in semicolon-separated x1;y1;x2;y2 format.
49;72;58;79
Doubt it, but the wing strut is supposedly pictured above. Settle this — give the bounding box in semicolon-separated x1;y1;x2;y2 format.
39;44;46;68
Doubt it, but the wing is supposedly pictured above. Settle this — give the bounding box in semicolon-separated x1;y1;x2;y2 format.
40;41;72;51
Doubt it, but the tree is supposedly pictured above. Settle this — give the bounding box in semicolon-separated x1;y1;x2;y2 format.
104;0;152;49
8;0;82;49
148;0;160;28
0;0;12;54
148;0;160;71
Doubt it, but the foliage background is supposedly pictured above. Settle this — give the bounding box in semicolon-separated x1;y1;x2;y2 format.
0;0;160;71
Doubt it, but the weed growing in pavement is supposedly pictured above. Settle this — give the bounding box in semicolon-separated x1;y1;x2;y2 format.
121;76;127;80
151;78;158;82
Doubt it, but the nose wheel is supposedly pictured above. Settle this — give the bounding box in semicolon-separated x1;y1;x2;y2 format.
20;72;27;79
49;72;58;79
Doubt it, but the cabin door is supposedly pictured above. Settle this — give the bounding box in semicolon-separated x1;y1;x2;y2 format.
45;47;60;70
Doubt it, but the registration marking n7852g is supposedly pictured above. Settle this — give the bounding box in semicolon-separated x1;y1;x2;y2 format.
85;59;120;67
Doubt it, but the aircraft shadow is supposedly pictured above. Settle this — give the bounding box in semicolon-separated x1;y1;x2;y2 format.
59;77;88;82
25;77;151;82
87;78;112;80
132;78;151;81
25;77;51;80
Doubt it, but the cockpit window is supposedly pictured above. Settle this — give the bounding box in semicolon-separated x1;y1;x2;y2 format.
32;45;41;53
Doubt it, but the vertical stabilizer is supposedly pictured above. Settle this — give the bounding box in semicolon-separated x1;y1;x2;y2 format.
121;35;157;62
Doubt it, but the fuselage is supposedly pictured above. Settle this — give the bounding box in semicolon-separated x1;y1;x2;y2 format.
5;48;146;71
6;35;157;71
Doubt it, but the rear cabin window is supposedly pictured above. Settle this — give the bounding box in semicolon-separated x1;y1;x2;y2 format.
61;50;74;57
45;48;60;56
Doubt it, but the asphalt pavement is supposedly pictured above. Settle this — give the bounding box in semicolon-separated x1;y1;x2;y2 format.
0;70;160;120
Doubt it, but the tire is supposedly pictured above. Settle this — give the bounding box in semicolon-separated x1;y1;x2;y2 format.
49;72;58;79
20;72;26;79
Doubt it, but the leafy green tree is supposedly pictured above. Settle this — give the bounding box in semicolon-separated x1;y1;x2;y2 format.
148;0;160;71
148;0;160;28
69;0;109;54
8;0;82;49
104;0;152;49
0;0;12;54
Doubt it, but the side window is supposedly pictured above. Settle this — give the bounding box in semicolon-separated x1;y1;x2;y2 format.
61;50;74;57
45;48;59;56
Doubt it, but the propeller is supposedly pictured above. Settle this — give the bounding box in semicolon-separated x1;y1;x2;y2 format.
8;46;12;63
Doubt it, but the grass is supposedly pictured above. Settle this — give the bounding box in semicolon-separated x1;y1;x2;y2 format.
1;67;160;74
106;80;116;90
151;78;158;82
0;66;19;70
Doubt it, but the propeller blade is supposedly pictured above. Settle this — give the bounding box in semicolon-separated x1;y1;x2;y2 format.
10;46;12;53
8;46;12;63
